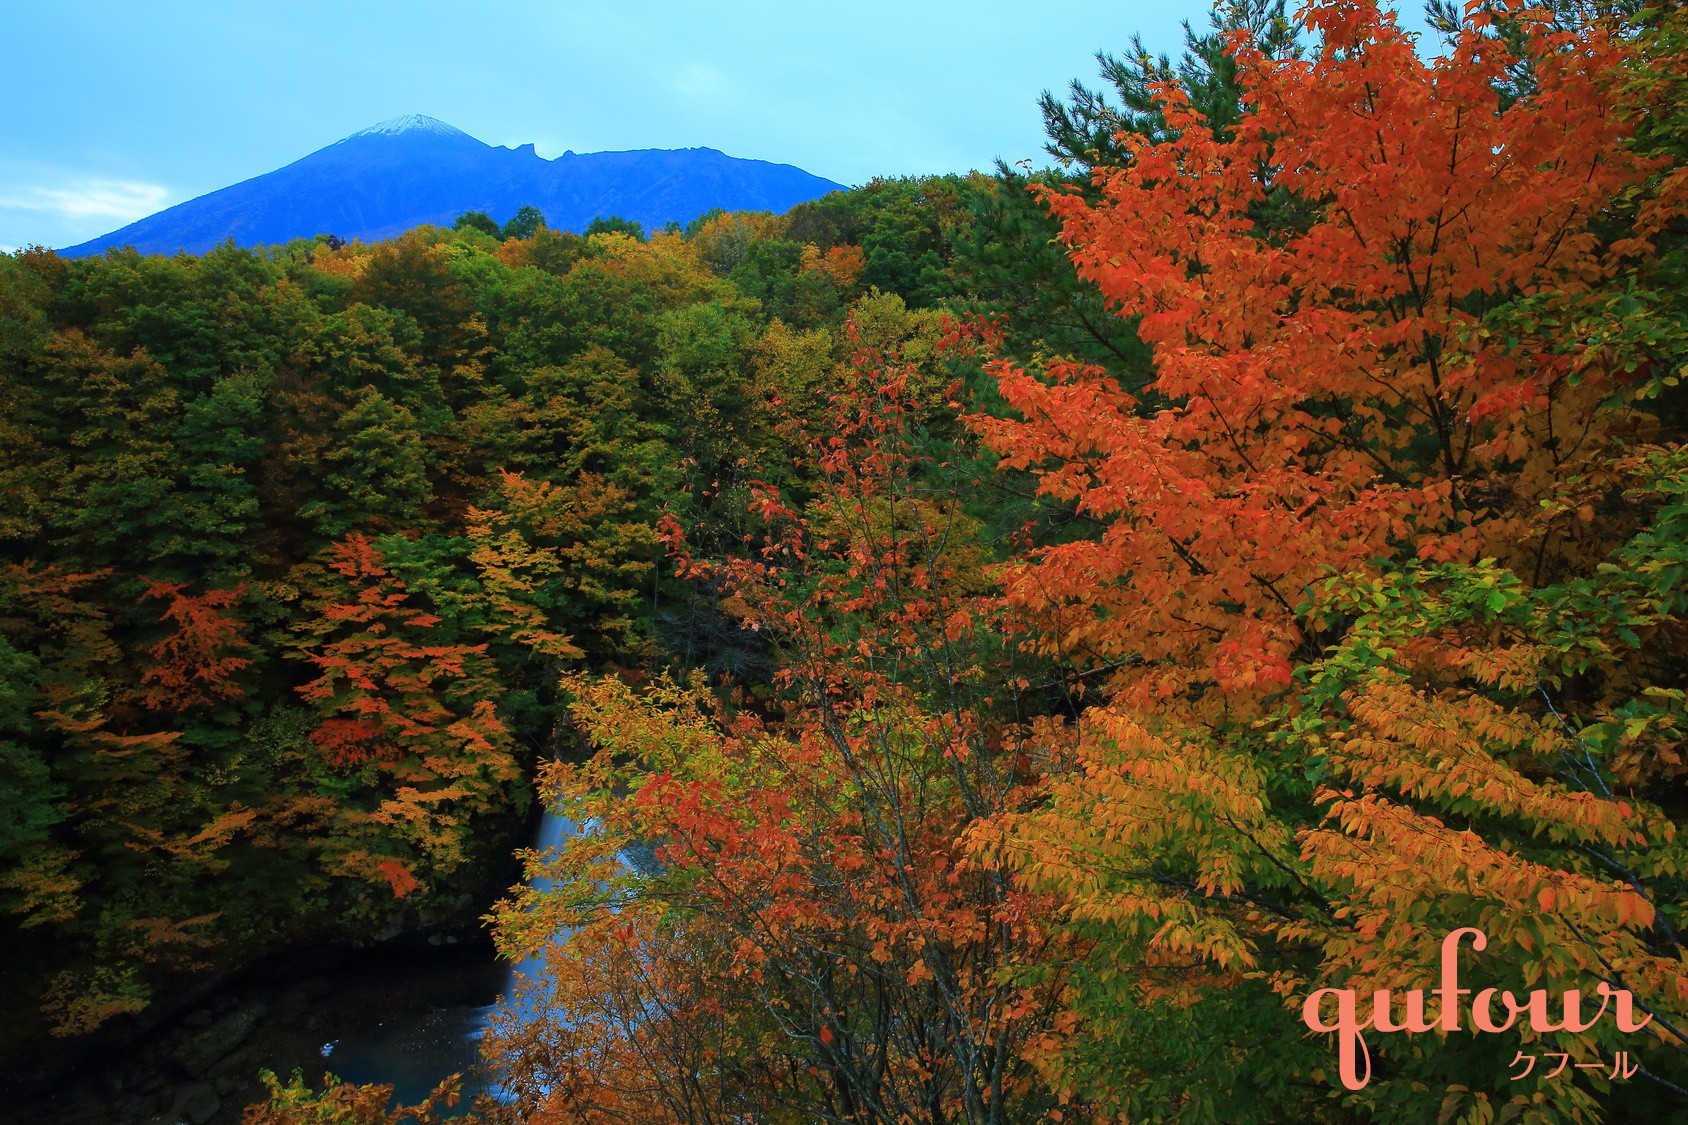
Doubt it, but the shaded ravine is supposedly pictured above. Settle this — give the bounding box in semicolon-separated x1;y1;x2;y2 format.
10;807;584;1123
14;939;507;1125
321;805;585;1112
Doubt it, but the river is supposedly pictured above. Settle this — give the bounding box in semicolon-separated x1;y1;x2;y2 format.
14;806;578;1124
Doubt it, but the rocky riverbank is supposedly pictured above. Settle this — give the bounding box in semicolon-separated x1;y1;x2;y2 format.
15;927;505;1125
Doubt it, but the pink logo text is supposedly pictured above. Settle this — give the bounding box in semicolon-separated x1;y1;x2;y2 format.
1301;927;1652;1090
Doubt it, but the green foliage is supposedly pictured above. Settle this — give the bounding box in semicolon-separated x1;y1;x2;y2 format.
0;638;60;862
787;178;974;308
500;204;547;241
246;1068;465;1124
452;210;501;237
298;388;435;538
583;213;645;241
1039;0;1303;168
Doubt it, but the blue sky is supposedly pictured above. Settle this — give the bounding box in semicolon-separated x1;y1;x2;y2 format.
0;1;1429;252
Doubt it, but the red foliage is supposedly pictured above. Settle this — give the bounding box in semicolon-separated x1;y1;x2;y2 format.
136;580;253;711
376;858;422;900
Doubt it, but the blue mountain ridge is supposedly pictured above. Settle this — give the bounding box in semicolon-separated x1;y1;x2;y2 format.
60;114;848;257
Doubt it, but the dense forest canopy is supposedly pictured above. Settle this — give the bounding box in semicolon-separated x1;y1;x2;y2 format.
3;1;1687;1122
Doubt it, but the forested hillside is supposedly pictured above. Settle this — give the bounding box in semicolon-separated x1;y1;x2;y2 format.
0;169;1033;1043
5;1;1687;1122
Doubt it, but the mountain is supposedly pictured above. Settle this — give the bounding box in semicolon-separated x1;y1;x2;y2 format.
59;114;848;257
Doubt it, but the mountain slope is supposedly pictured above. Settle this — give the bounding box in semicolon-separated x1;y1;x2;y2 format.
60;115;847;257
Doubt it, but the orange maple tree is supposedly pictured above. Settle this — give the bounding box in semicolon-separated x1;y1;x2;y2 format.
965;0;1688;1119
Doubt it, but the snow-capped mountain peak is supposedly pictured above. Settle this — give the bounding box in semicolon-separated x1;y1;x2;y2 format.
345;114;472;141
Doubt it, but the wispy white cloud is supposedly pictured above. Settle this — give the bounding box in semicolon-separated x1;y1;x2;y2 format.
0;178;171;222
